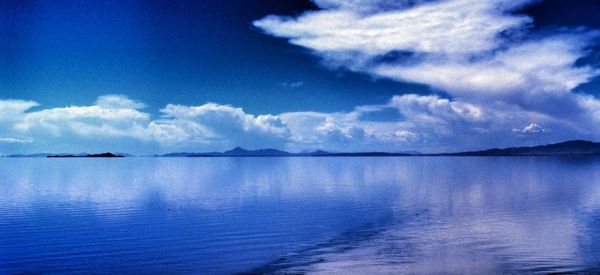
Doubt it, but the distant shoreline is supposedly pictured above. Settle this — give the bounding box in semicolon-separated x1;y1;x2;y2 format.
3;140;600;158
47;153;124;158
4;154;600;158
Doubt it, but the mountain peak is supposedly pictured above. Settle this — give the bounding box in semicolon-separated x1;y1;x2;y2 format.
225;147;249;154
223;147;290;156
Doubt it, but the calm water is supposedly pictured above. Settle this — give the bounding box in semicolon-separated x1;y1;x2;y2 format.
1;157;600;274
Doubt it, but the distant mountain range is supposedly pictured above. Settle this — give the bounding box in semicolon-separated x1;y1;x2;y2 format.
162;147;293;157
160;140;600;157
438;140;600;156
161;147;413;157
3;140;600;158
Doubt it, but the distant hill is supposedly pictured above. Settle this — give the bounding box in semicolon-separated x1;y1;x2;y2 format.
307;151;412;157
223;147;291;156
444;140;600;156
161;147;291;157
161;152;222;157
47;152;124;158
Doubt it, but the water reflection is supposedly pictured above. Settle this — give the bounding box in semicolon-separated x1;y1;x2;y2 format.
1;157;600;273
0;158;405;211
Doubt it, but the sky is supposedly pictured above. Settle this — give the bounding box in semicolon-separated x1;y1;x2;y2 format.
1;0;600;154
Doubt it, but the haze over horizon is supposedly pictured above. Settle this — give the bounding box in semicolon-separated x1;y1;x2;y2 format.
2;0;600;155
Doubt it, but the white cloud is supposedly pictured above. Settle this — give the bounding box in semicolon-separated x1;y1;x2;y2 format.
394;130;418;142
577;94;600;124
148;103;291;150
0;99;39;119
373;34;599;98
513;123;546;134
278;93;540;151
95;94;146;109
0;137;34;144
254;0;533;57
0;96;153;154
390;94;484;123
0;100;39;147
15;105;150;139
254;0;599;100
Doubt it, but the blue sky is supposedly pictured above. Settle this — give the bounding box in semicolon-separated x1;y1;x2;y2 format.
1;0;600;154
1;0;430;114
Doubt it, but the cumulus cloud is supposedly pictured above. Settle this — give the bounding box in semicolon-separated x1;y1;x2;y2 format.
149;103;291;150
0;96;152;154
0;95;477;153
0;92;598;154
15;104;150;139
279;93;562;152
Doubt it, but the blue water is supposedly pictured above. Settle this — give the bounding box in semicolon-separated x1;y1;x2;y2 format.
1;157;600;273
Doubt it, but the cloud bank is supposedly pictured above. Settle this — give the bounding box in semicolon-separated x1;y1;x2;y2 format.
0;93;597;155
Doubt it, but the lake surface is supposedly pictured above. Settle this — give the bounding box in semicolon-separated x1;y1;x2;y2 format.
1;157;600;273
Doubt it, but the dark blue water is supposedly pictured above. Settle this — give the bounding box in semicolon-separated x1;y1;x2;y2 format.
1;157;600;273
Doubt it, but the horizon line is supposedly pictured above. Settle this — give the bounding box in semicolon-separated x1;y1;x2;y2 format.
2;139;599;158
